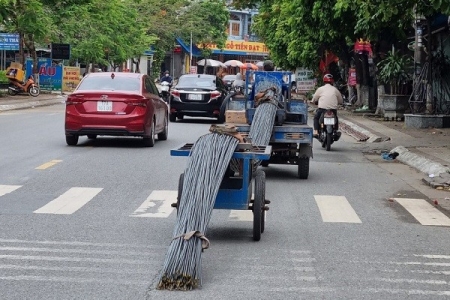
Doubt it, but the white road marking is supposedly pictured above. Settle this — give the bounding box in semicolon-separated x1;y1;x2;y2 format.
0;185;21;197
394;198;450;226
414;254;450;259
33;187;102;214
0;254;152;265
0;275;148;285
229;210;253;221
314;195;361;223
130;190;177;218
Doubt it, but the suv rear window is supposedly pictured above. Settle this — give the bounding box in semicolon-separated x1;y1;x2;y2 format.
177;76;216;89
78;76;139;92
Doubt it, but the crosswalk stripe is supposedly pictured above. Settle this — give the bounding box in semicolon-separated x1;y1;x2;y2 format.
314;195;362;223
393;198;450;226
0;185;21;197
229;210;254;221
33;187;102;214
130;190;177;218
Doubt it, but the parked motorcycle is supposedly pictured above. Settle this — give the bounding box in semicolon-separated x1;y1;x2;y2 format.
160;81;171;103
8;75;40;97
317;109;341;151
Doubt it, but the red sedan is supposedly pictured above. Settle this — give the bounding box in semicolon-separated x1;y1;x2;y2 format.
65;72;168;147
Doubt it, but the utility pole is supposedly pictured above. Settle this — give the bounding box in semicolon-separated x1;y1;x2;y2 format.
190;31;193;71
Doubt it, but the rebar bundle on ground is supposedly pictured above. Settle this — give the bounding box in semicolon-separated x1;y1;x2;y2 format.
157;133;239;291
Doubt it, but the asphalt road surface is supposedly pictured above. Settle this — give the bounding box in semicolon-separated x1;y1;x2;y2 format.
0;104;449;300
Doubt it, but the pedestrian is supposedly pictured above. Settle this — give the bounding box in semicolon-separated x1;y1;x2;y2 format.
310;74;343;138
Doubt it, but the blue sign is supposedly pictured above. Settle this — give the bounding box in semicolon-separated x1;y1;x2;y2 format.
0;33;19;51
26;58;63;91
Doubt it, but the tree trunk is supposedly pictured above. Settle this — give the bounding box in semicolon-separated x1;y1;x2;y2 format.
355;53;370;108
18;32;24;66
375;85;385;115
24;34;38;74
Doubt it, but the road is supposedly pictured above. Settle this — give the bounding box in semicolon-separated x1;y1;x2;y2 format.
0;104;449;299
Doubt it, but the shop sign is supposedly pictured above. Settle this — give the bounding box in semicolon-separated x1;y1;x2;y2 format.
199;40;269;55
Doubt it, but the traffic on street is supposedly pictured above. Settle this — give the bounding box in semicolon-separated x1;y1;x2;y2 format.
0;104;449;299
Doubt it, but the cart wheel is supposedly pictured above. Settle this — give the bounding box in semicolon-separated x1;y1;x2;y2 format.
253;169;265;241
176;173;184;214
297;156;309;179
261;160;269;167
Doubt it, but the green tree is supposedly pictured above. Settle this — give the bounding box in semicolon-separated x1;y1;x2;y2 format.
178;0;229;73
0;0;54;73
47;0;153;72
232;0;450;71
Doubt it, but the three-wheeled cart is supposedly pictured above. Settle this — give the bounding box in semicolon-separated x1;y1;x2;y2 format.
170;143;272;241
224;71;314;179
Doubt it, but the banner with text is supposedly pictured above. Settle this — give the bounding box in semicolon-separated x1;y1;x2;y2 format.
62;66;80;92
199;40;269;56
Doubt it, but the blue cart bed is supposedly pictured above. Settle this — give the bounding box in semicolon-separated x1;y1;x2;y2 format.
171;143;272;241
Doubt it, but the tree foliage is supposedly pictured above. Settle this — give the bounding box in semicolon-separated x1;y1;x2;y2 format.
177;0;229;58
231;0;450;74
0;0;228;75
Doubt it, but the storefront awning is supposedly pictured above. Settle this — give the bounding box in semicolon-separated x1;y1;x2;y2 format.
176;38;202;57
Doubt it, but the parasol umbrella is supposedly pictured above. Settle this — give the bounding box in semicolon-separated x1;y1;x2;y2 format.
255;61;264;68
240;63;258;70
197;59;226;68
224;60;244;67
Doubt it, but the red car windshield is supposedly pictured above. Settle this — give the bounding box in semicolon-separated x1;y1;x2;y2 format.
77;76;140;92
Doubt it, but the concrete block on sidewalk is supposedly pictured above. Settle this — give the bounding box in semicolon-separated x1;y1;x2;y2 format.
392;145;450;177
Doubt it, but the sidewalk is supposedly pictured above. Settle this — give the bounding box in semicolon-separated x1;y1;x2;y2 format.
0;92;66;111
335;108;450;207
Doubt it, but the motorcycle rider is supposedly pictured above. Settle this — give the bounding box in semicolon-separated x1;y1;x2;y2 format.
232;72;245;89
311;74;343;138
160;70;173;85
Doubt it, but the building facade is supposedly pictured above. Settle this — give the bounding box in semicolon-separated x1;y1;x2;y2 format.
152;3;269;78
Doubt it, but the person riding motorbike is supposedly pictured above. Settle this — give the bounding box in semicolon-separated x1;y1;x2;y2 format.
160;71;173;85
311;74;343;138
232;72;245;91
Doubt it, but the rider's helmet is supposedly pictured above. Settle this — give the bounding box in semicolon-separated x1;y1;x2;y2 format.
263;60;275;71
323;73;334;84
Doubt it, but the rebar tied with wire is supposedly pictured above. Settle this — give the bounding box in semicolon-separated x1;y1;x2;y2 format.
229;100;278;173
157;133;239;291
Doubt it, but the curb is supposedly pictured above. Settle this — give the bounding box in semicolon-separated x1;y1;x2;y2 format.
392;145;450;176
340;119;384;143
0;96;66;112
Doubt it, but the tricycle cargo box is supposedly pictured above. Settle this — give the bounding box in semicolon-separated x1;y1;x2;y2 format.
226;110;247;124
10;62;23;70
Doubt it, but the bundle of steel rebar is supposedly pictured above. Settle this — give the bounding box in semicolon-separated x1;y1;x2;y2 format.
248;102;277;170
248;102;278;146
230;101;277;173
157;133;239;290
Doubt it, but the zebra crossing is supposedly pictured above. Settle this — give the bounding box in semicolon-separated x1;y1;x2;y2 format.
1;184;450;226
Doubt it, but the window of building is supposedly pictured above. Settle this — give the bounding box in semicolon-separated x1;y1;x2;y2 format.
228;14;240;37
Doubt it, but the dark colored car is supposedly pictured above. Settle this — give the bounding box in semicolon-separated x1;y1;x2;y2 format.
169;74;227;123
65;72;169;147
222;74;237;90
